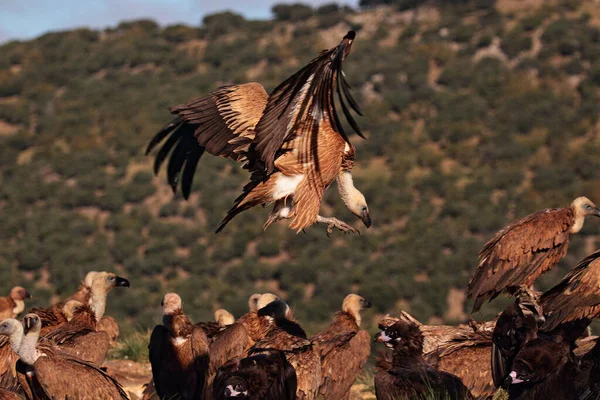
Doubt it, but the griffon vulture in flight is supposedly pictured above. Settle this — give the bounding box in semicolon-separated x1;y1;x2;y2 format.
468;196;600;311
146;31;371;235
311;294;371;400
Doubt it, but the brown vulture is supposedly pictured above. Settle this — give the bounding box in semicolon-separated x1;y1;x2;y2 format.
0;322;24;396
6;314;129;400
146;31;371;235
148;293;209;400
374;319;474;400
378;313;495;399
311;294;371;400
491;287;545;388
41;272;129;365
540;250;600;337
0;287;30;319
253;300;321;400
213;350;297;400
468;196;600;311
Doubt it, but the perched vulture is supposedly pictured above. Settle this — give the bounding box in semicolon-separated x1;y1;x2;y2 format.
492;287;545;388
253;300;321;400
146;31;371;235
374;320;474;400
0;322;24;395
541;250;600;337
213;350;297;400
311;294;371;400
505;334;577;400
5;314;128;400
42;272;129;365
0;287;30;319
468;197;600;311
148;293;209;400
379;313;495;399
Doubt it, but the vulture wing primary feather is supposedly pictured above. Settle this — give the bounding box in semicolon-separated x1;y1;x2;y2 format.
147;32;371;234
467;197;600;312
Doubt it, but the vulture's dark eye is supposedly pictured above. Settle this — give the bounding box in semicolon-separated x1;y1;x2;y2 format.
109;276;115;281
362;206;367;212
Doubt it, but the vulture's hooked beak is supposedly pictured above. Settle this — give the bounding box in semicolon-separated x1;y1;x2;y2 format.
23;316;33;330
115;277;130;287
593;206;600;217
24;291;31;300
363;299;372;309
360;209;372;228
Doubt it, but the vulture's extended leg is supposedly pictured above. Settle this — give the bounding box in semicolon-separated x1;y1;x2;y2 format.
316;215;359;236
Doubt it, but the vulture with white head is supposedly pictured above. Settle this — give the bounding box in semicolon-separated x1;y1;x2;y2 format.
146;31;371;235
312;294;371;400
468;197;600;311
5;314;128;400
42;272;129;365
148;293;209;400
0;287;30;320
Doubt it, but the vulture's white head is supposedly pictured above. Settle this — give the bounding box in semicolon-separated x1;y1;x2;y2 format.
161;293;182;315
83;271;99;288
256;293;280;311
215;309;235;326
0;318;21;337
10;286;31;301
571;197;600;217
337;171;371;228
248;293;262;312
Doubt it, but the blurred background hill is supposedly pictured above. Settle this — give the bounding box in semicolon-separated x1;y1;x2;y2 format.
0;0;599;338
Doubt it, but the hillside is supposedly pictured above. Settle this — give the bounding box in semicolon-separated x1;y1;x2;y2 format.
0;0;599;337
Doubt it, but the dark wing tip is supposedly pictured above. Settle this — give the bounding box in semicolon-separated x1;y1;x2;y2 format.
344;31;356;40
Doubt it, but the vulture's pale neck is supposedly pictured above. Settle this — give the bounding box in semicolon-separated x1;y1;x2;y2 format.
90;289;108;322
19;328;40;365
343;306;361;327
570;207;585;234
12;299;25;316
7;324;24;355
337;171;359;210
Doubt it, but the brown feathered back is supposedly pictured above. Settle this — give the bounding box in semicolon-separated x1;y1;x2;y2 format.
468;207;574;311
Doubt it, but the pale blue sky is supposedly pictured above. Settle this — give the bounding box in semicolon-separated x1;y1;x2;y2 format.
0;0;359;44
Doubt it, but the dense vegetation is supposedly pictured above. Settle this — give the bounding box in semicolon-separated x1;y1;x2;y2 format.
0;0;599;337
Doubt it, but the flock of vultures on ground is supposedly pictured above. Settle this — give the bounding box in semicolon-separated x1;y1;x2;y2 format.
1;30;600;399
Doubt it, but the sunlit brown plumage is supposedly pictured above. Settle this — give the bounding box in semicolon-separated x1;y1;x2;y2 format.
468;197;600;312
379;313;495;398
0;287;30;320
541;250;600;334
312;294;371;400
374;319;474;400
149;293;209;400
146;32;371;235
8;314;128;400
